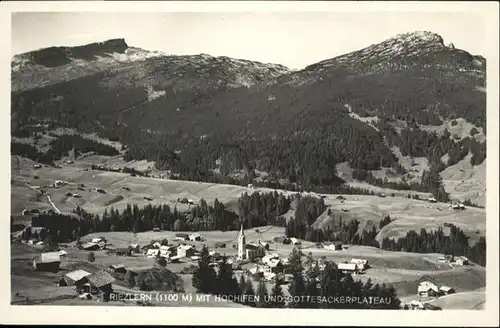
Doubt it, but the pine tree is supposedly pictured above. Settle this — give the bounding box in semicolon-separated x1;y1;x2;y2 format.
288;270;306;308
216;255;241;297
192;245;216;294
243;280;256;307
269;279;285;308
256;280;269;308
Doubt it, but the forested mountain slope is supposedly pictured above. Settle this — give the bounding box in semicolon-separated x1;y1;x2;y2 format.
11;31;486;202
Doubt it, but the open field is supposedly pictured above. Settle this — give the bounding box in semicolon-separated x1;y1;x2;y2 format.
427;290;486;310
11;155;485;245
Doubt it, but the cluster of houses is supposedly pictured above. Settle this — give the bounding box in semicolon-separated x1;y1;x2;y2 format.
417;280;455;297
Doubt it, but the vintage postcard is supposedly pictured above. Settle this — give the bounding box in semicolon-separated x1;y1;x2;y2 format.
1;1;498;326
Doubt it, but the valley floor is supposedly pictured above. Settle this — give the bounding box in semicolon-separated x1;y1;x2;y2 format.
10;155;487;309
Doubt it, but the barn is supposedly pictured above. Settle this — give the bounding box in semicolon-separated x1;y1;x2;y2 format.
33;252;61;273
88;271;116;300
64;269;92;286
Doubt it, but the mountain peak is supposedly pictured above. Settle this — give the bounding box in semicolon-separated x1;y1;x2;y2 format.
295;30;480;78
391;31;444;46
12;38;130;69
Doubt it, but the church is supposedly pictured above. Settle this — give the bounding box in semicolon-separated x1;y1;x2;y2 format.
237;224;265;261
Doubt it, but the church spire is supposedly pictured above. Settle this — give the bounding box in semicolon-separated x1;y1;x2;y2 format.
240;223;244;236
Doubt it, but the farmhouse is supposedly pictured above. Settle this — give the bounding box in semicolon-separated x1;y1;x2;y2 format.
151;241;162;248
92;237;106;244
454;256;469;266
108;264;127;274
58;250;68;257
33;252;61;272
64;269;92;286
81;242;100;251
146;249;160;257
324;241;343;251
177;245;195;258
262;253;280;265
88;271;116;298
417;281;439;297
54;180;67;187
159;245;174;257
439;286;455;295
290;238;301;245
189;233;203;242
409;300;424;310
337;263;359;274
175;233;190;241
129;244;141;253
350;258;368;271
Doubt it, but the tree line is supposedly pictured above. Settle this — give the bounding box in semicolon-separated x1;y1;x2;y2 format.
381;224;486;266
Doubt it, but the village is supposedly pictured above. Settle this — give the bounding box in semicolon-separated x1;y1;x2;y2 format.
16;212;475;310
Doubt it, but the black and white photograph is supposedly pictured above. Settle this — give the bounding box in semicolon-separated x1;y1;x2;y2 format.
1;1;498;326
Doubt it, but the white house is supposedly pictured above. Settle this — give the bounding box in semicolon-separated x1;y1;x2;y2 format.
427;197;437;203
189;233;203;242
409;300;424;310
177;245;195;258
159;245;173;257
337;263;359;274
418;281;439;296
439;286;455;295
91;237;105;244
325;242;343;251
350;258;368;271
262;253;280;265
454;256;469;266
146;249;160;257
290;238;301;245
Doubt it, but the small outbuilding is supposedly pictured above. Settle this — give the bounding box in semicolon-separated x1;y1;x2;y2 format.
33;252;61;273
439;286;455;295
64;269;92;286
88;271;116;299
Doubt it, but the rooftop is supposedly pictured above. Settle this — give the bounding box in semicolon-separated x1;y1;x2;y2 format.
65;269;91;282
88;270;116;288
38;252;61;263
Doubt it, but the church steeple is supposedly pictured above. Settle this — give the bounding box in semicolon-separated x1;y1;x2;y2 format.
237;223;246;260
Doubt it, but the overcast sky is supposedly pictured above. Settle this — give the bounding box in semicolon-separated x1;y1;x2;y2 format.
11;11;487;69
